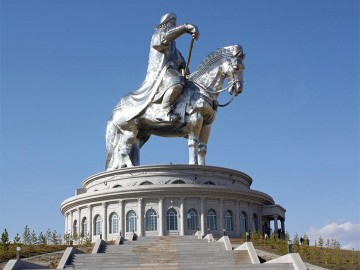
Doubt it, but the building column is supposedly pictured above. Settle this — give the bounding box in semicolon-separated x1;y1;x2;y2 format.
247;203;252;232
273;215;279;236
77;208;81;241
70;211;74;236
200;197;205;236
88;205;93;238
65;213;69;235
235;201;240;237
102;202;107;240
180;197;185;236
219;198;224;232
138;198;143;236
281;219;285;239
119;200;124;236
159;198;164;236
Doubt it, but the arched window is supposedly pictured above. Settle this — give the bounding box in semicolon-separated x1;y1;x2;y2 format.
204;181;215;185
81;217;88;237
225;210;233;231
253;214;258;232
187;208;198;230
166;209;178;230
145;209;157;231
240;212;247;234
140;181;153;185
207;209;217;230
109;213;119;234
126;210;137;232
73;220;78;236
113;185;122;188
94;215;102;236
172;180;185;184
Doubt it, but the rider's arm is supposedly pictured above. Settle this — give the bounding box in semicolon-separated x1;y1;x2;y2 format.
162;24;199;45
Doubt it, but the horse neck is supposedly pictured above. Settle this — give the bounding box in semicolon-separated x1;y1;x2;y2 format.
191;60;226;98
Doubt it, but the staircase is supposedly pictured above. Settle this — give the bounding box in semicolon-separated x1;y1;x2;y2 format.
66;236;294;269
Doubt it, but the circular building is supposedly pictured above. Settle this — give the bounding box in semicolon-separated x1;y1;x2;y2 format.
60;165;286;242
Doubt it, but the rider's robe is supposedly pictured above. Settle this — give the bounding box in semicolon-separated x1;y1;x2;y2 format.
114;25;186;121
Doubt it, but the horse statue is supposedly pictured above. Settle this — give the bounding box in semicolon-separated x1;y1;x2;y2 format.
105;45;245;170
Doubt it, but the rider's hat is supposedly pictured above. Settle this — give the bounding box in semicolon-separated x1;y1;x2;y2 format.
158;13;177;27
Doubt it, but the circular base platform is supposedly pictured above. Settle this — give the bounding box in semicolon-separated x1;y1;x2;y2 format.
61;165;285;241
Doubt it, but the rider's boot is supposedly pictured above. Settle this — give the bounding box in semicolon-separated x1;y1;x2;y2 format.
161;106;181;122
156;84;182;123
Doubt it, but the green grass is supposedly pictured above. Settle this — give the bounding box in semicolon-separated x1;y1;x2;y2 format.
0;244;93;264
232;237;360;270
0;244;67;263
1;239;359;270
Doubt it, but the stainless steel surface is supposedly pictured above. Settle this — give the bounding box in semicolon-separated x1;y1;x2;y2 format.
105;13;245;170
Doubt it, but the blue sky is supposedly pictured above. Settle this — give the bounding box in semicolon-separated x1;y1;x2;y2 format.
1;0;359;249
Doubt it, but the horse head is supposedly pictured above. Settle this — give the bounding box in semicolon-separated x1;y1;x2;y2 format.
223;45;245;97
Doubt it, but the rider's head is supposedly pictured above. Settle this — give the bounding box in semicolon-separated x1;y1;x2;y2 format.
157;13;177;28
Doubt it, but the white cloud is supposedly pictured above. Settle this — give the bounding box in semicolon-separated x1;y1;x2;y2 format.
306;222;360;250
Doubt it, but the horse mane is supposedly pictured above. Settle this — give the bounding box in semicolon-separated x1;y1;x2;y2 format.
189;45;243;81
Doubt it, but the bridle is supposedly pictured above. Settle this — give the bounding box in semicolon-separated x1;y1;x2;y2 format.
192;58;243;107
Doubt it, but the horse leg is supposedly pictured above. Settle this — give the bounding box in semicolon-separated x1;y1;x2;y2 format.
117;128;139;168
113;118;140;168
187;112;203;165
130;138;141;166
105;119;119;171
198;124;211;165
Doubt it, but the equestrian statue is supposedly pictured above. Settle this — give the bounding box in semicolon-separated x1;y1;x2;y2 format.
105;13;245;170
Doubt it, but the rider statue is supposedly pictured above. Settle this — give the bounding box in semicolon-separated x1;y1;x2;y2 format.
114;13;199;123
151;13;199;122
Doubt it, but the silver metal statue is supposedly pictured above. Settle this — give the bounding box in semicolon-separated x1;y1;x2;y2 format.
105;13;245;170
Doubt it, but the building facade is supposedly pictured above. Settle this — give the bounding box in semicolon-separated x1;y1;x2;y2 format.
60;165;286;242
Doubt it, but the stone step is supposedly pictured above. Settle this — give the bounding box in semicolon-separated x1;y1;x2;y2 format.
66;236;264;270
54;263;294;270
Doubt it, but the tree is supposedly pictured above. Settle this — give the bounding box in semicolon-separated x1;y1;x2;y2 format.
38;232;47;246
64;233;71;245
1;228;10;250
30;230;38;245
51;230;60;245
23;225;31;245
323;239;331;266
46;229;52;245
318;236;324;248
292;233;299;252
333;240;342;266
13;233;21;245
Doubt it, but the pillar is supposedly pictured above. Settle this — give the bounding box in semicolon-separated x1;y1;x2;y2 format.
119;200;124;236
247;203;252;232
65;212;69;235
200;197;205;236
159;198;164;236
281;219;285;239
102;202;107;240
70;211;74;236
274;215;279;236
77;208;81;240
138;198;143;236
180;197;185;236
235;200;240;237
219;198;224;232
88;205;93;238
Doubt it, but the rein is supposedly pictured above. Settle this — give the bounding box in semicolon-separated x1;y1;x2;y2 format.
192;80;238;108
218;92;236;107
